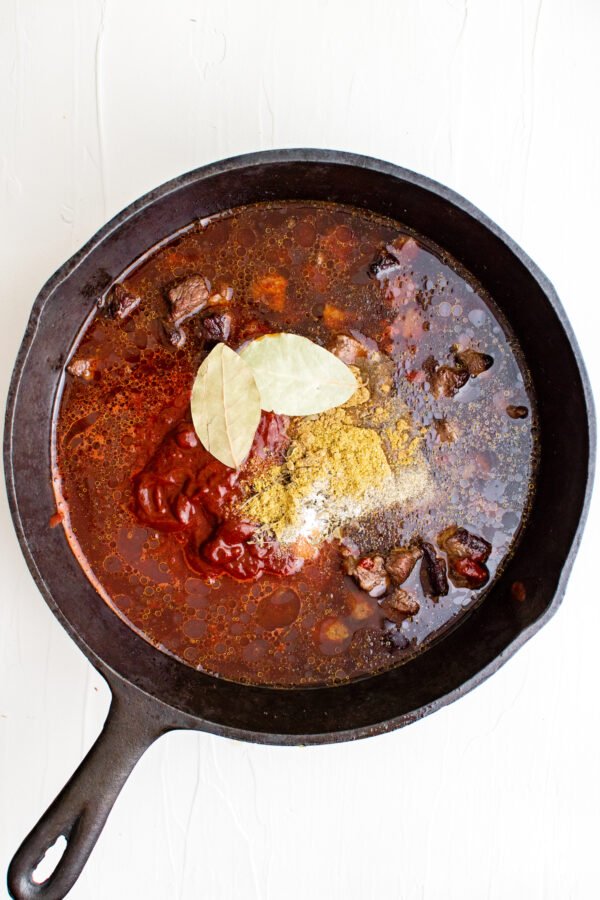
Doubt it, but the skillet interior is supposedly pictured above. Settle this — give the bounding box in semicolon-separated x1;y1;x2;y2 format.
4;150;594;743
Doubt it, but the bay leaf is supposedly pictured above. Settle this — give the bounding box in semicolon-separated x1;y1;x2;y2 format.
191;343;261;469
239;332;357;415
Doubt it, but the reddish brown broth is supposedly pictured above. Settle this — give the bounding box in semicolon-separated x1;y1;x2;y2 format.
54;201;536;686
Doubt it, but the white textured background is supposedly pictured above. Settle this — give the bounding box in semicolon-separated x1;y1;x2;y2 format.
1;1;599;898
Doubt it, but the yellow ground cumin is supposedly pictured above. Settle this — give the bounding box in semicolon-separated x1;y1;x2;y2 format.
244;406;392;543
385;419;424;468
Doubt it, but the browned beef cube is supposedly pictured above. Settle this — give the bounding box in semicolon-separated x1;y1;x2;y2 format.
102;283;141;320
343;554;390;598
420;542;449;597
384;545;422;585
455;348;494;376
380;588;420;623
368;238;419;279
449;557;489;589
163;322;186;348
430;365;469;399
433;418;458;443
437;526;492;591
437;526;491;563
67;358;96;381
202;312;232;344
368;246;401;279
166;275;211;325
506;405;529;419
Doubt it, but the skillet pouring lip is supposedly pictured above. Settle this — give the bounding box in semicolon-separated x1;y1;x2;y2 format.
3;148;596;744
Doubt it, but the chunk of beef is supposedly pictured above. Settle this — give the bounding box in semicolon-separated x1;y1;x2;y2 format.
433;417;458;443
429;365;469;399
368;238;419;279
380;588;420;624
201;311;232;344
102;283;141;320
455;348;494;377
506;404;529;419
384;545;422;585
343;554;390;598
329;334;367;365
166;275;211;325
420;542;449;598
422;355;437;376
67;358;96;381
163;323;187;348
437;526;491;563
449;557;490;589
437;525;492;590
368;246;401;279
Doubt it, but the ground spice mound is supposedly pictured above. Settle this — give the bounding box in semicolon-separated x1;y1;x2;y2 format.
242;392;429;547
244;406;391;542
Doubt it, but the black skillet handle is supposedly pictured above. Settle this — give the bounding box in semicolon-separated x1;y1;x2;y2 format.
7;684;170;900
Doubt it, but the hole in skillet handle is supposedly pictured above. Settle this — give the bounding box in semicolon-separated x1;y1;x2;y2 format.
7;686;171;900
32;837;67;886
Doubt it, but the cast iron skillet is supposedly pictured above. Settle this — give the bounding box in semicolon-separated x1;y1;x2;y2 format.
5;150;595;899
